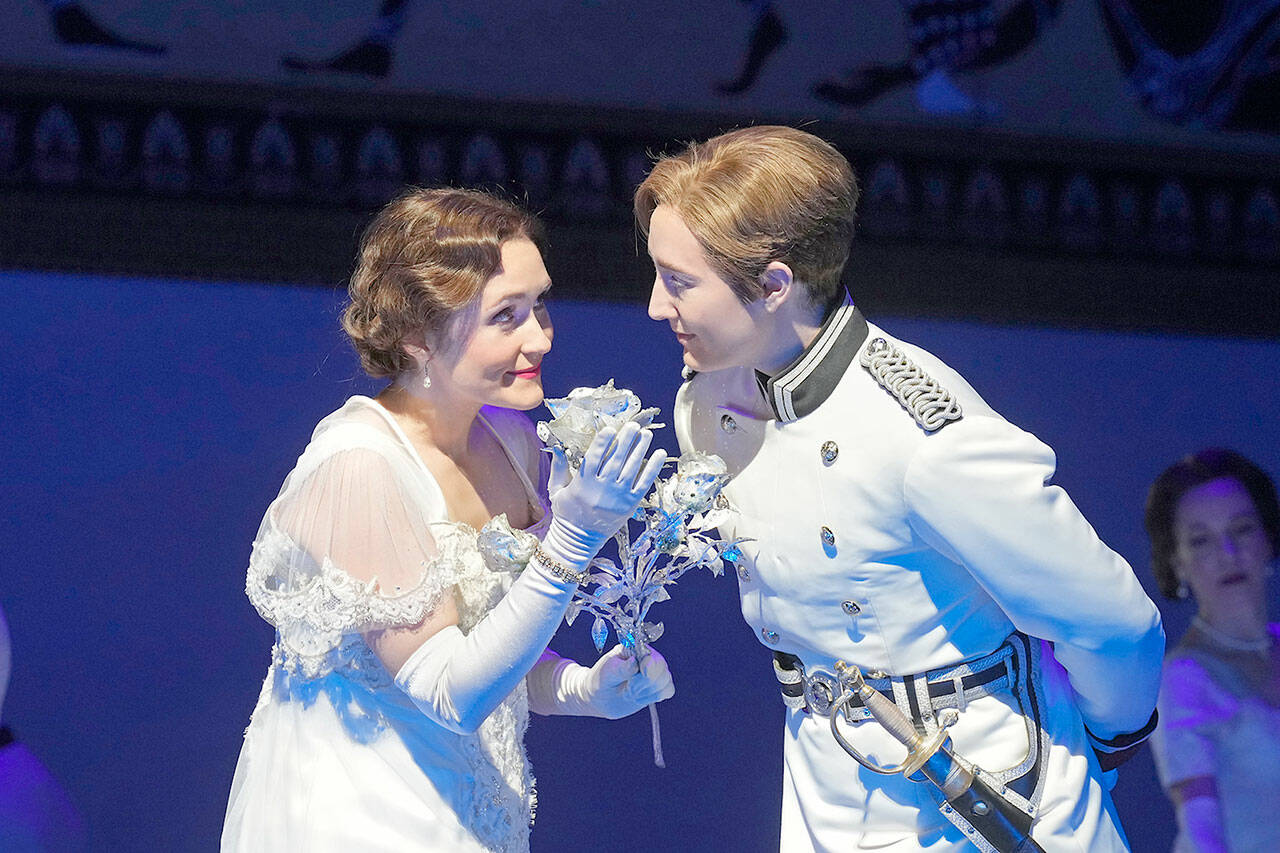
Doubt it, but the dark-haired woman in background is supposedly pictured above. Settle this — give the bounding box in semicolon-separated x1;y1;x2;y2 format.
1145;449;1280;852
222;188;671;852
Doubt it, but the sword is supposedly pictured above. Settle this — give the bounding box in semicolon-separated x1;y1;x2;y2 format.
828;661;1046;853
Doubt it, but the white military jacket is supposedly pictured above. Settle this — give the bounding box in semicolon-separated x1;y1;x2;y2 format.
674;299;1165;851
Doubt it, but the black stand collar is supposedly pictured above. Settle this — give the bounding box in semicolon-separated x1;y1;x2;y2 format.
754;294;868;422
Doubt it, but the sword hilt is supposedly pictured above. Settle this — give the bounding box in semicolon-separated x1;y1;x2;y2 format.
832;661;956;785
829;661;1046;853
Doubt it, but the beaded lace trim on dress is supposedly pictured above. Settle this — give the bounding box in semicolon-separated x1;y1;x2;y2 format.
246;525;458;679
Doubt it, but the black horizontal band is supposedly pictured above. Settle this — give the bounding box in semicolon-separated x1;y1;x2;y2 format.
1087;709;1159;751
773;652;1008;705
925;661;1008;697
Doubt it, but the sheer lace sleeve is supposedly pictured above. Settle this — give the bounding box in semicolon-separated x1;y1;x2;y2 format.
245;426;459;668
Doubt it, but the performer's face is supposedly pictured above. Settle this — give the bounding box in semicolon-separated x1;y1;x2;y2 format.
1171;476;1274;613
646;205;766;373
429;238;554;411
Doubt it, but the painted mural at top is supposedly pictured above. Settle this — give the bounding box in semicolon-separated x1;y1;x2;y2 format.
3;0;1278;144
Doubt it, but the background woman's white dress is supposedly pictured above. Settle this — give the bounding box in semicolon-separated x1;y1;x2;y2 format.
1150;625;1280;853
222;396;551;853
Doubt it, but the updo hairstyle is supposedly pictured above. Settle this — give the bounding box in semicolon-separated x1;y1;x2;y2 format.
342;187;546;378
1144;448;1280;598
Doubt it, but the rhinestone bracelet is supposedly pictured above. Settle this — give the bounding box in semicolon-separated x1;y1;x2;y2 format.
531;543;589;586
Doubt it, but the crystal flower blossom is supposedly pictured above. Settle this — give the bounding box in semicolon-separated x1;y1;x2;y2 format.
655;452;729;517
536;380;663;470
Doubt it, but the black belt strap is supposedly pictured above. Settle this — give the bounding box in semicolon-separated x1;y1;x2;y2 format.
773;651;1009;718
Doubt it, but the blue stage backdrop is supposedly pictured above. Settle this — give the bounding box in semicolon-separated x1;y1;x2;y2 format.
2;268;1278;851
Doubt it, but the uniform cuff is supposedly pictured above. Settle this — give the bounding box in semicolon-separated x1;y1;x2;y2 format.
1086;709;1159;772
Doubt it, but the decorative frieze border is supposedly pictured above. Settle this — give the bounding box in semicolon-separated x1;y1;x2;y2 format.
0;68;1276;335
2;67;1277;267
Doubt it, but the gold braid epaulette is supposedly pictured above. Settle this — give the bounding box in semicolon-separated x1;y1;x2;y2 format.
859;337;963;432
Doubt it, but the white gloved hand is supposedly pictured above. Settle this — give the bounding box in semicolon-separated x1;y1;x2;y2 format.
527;646;675;719
542;422;666;568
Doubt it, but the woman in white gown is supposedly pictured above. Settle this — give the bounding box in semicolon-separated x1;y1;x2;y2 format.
1145;449;1280;852
222;188;672;852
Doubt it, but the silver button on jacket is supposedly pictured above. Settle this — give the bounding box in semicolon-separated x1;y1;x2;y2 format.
820;441;839;464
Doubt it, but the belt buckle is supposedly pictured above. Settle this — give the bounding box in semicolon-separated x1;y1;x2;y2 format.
804;669;840;716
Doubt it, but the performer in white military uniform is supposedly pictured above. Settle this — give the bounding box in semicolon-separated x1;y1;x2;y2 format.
635;126;1165;852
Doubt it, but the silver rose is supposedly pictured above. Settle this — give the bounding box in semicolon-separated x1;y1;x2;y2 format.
536;380;663;470
548;390;741;769
655;451;729;517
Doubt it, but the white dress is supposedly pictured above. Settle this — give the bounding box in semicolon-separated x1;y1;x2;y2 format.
222;396;551;853
1150;625;1280;853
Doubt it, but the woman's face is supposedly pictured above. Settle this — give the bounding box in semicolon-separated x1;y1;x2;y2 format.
1172;476;1274;611
429;238;554;412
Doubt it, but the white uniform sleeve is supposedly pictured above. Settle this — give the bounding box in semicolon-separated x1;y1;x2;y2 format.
903;414;1165;740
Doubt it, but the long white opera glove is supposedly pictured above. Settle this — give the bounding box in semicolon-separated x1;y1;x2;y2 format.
395;424;665;735
526;646;675;719
394;557;576;734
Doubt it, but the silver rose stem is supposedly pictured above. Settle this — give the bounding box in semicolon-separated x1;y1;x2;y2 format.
543;394;734;772
649;704;666;768
623;639;667;768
